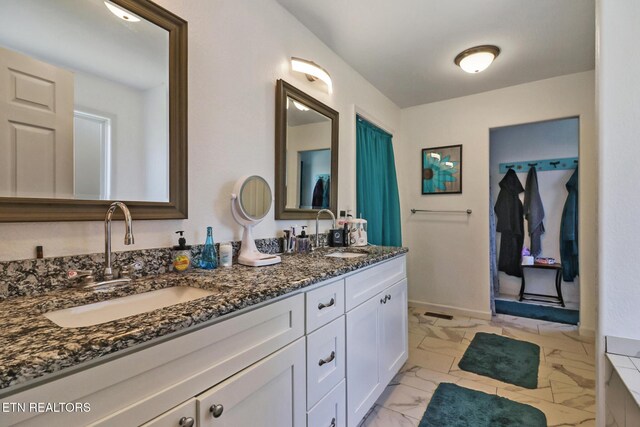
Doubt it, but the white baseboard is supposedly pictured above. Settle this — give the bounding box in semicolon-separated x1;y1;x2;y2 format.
579;325;595;337
409;299;492;321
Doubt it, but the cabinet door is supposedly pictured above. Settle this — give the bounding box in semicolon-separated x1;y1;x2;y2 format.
346;294;383;427
379;279;408;385
141;399;196;427
196;338;306;427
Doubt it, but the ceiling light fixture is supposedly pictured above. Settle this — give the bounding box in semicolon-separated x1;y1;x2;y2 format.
291;57;333;93
104;1;141;22
454;45;500;74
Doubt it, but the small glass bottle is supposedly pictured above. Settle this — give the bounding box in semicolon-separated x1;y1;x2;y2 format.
199;227;218;269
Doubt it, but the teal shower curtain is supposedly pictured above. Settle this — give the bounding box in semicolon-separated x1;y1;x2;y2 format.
356;116;402;246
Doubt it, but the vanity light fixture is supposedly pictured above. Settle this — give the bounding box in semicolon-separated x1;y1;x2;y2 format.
104;1;141;22
454;45;500;74
291;57;333;93
293;100;309;111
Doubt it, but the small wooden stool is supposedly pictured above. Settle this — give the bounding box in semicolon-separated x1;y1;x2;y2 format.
519;263;564;307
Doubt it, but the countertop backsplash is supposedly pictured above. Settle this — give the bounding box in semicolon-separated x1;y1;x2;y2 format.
0;237;286;300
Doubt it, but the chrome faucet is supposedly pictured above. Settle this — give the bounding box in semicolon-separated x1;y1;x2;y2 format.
315;209;336;249
104;201;134;280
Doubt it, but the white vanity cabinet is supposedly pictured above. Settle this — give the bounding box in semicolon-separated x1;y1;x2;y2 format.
2;255;407;427
345;268;408;426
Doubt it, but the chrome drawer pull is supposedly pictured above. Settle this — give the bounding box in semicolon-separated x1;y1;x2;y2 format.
318;298;335;310
318;351;336;366
329;417;336;427
210;404;224;418
179;417;194;427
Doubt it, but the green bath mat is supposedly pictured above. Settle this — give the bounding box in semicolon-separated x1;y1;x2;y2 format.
459;332;540;389
419;383;547;427
496;299;579;325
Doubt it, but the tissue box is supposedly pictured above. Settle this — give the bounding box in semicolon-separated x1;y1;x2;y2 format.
522;256;534;266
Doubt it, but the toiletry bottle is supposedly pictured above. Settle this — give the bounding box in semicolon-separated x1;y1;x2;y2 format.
297;226;310;254
199;227;218;269
172;231;192;272
219;242;233;267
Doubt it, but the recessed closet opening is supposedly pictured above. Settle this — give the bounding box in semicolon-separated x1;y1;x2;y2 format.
489;117;580;325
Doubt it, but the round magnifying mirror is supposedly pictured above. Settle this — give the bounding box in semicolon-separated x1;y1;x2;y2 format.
239;176;272;221
231;176;281;267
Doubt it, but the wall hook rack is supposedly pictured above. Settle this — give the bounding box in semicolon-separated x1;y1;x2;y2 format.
499;157;578;174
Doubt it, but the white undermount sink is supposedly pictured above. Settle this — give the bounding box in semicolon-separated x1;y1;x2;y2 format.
324;252;367;259
43;286;215;328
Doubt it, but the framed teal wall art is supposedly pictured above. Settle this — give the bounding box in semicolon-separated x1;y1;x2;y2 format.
422;144;462;194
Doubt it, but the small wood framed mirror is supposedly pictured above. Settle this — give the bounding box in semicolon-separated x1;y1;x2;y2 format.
275;80;339;220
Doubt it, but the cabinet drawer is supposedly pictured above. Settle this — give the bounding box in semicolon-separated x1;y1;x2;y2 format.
307;380;345;427
306;279;345;333
140;399;196;427
345;256;405;311
306;316;345;410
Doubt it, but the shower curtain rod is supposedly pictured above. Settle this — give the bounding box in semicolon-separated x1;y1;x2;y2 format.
410;208;472;215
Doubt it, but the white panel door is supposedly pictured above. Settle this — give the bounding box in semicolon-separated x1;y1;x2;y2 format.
0;46;74;198
196;338;306;427
346;294;383;427
379;279;408;385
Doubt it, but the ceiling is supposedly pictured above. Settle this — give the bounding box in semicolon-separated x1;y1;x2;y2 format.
276;0;595;107
0;0;168;90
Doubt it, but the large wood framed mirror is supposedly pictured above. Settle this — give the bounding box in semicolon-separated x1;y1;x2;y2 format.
0;0;187;222
275;80;338;220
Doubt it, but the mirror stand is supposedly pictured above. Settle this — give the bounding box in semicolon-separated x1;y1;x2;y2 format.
230;177;281;267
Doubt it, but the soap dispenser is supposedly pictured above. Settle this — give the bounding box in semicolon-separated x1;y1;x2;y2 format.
296;226;310;254
172;231;192;272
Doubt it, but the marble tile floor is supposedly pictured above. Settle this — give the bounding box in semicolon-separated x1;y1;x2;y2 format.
359;306;596;427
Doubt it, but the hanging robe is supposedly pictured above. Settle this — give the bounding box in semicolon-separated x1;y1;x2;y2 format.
524;167;545;257
560;167;579;281
495;169;525;277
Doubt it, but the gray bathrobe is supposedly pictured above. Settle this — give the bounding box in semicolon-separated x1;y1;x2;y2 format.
524;167;545;257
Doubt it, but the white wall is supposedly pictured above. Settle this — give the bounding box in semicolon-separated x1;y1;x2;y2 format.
144;84;169;202
598;0;640;424
398;71;596;331
490;118;579;305
0;0;400;261
74;72;147;201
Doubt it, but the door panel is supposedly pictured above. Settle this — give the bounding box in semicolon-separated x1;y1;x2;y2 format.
346;295;382;427
0;46;74;198
380;279;408;385
196;338;306;427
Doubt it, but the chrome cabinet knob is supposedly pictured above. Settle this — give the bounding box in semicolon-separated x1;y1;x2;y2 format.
329;417;336;427
318;297;336;310
318;351;336;366
179;417;194;427
210;403;224;418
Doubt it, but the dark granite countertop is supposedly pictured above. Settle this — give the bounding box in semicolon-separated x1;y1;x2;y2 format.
0;246;407;392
